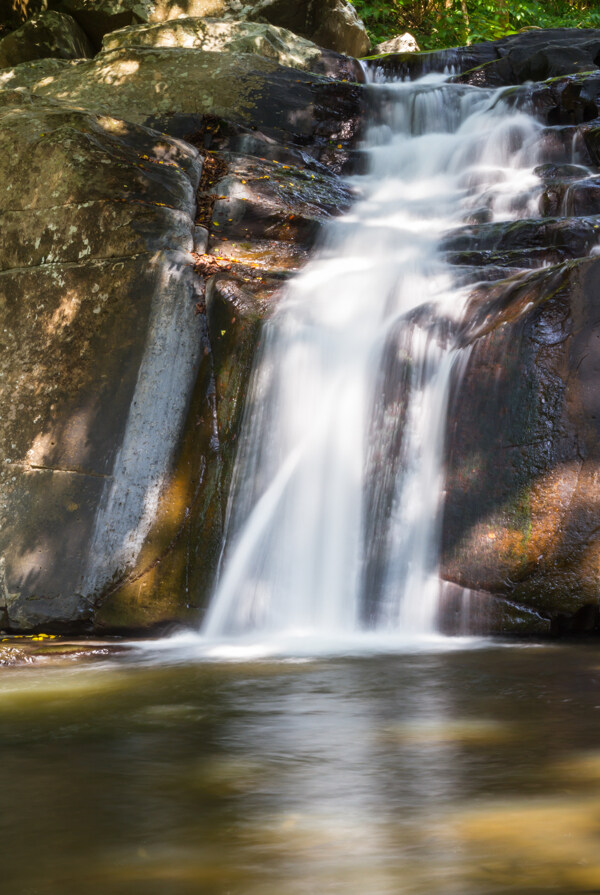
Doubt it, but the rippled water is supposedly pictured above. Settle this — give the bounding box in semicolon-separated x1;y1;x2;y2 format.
2;643;600;894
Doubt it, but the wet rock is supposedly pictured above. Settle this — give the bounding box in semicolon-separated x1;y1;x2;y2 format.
583;122;600;166
206;151;354;243
441;257;600;626
101;18;364;80
187;128;356;468
540;176;600;218
454;29;600;88
205;276;268;484
0;11;93;67
369;29;600;87
443;217;600;269
437;582;552;636
501;73;600;128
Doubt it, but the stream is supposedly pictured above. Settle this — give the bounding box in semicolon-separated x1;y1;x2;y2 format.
1;644;600;894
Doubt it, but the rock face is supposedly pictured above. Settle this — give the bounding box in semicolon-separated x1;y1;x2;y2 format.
440;260;600;634
0;4;364;632
0;93;217;632
4;8;600;638
433;62;600;636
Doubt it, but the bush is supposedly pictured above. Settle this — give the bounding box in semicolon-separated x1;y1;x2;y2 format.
350;0;600;50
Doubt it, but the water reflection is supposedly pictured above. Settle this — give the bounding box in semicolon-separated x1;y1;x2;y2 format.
0;645;599;893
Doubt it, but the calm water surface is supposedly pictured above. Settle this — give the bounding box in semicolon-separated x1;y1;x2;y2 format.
2;643;600;894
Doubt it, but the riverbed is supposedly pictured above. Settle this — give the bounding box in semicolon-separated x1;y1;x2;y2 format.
1;641;599;894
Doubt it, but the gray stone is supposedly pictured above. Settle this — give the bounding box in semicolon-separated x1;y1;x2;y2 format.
375;32;419;55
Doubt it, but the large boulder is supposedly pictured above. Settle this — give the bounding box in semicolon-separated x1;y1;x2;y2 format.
0;41;362;634
0;91;224;633
307;0;370;58
440;255;600;635
0;10;93;67
101;17;363;79
0;47;364;157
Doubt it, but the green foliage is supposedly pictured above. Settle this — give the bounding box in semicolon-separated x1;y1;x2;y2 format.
350;0;600;50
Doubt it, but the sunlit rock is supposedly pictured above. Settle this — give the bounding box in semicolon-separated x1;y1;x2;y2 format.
101;17;363;79
3;0;370;58
375;33;419;55
0;46;364;154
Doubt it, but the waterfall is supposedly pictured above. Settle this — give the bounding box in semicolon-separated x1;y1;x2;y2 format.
201;73;547;646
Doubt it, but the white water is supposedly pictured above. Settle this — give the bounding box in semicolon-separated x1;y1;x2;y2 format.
199;74;555;651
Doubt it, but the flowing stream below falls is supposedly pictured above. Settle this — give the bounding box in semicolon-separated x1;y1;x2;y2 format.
199;71;558;652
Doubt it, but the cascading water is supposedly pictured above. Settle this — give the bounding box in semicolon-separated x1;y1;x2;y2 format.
200;72;556;649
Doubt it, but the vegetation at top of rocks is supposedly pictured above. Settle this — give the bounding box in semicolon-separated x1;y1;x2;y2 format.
350;0;600;49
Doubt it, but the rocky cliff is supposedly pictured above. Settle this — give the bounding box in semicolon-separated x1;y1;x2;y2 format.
3;4;600;637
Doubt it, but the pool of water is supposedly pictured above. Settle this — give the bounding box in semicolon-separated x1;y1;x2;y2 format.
2;641;600;894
